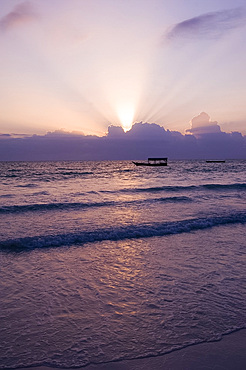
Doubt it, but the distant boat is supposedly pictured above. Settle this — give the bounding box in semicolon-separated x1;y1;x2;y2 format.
206;160;225;163
132;157;168;166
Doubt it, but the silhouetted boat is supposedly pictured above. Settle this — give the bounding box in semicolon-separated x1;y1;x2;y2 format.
206;160;225;163
132;157;168;166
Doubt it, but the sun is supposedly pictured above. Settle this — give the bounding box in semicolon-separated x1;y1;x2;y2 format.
117;104;135;132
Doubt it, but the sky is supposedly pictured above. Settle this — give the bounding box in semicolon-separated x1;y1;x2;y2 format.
0;0;246;138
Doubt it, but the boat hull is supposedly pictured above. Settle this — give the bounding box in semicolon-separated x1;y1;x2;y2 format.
132;161;167;166
206;160;225;163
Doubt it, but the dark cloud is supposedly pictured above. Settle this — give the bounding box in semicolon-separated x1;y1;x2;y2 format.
0;119;245;161
107;126;125;138
165;8;246;40
0;133;30;139
125;122;167;139
0;134;11;139
0;1;38;32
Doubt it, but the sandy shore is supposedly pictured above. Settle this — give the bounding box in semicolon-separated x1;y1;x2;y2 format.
20;329;246;370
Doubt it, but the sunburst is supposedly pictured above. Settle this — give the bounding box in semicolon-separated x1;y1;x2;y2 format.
117;104;135;132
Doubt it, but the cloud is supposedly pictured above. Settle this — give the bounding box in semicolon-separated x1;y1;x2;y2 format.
0;1;38;32
107;126;125;138
186;112;221;136
107;123;170;140
0;134;11;139
44;129;85;137
0;133;30;139
165;8;246;40
126;122;167;139
0;121;245;161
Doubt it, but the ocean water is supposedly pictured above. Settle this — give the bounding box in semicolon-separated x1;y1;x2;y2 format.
0;160;245;368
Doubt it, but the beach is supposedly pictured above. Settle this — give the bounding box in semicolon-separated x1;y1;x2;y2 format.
1;160;245;369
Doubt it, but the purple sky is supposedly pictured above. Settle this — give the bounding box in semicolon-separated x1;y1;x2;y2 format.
0;0;246;160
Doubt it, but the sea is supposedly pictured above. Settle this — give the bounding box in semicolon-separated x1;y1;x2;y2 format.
0;160;245;369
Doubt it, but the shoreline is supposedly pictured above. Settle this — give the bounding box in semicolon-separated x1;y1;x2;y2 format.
18;328;246;370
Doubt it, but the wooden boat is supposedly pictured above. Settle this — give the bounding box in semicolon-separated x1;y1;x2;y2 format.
206;160;225;163
132;157;168;166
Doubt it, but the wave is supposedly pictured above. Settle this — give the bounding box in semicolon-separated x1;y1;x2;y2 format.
32;191;50;196
15;183;38;188
4;174;18;178
59;171;93;176
203;183;246;190
0;196;191;214
1;211;246;250
0;201;112;214
117;183;246;194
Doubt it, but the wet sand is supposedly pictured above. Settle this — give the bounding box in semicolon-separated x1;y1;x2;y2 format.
20;329;246;370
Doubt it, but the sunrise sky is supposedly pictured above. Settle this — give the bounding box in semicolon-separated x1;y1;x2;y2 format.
1;0;246;136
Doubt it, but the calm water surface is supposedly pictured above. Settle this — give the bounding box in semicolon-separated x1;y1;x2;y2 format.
0;160;245;368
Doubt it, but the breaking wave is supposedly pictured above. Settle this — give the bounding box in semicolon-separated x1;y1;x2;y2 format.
1;211;246;250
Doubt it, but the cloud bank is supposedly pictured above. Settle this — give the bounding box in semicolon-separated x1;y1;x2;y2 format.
166;8;246;40
0;114;245;161
0;1;38;32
